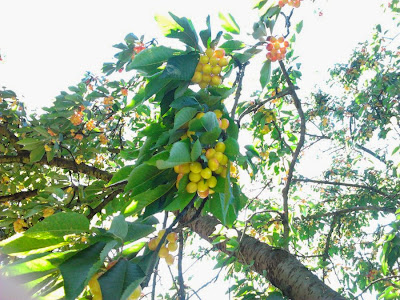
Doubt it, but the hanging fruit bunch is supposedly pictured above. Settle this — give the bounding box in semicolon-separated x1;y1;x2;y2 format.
148;230;179;265
265;36;290;62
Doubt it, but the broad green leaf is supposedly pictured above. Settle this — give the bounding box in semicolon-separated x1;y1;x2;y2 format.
124;33;138;44
173;107;198;130
98;259;145;300
201;112;220;132
296;20;303;34
156;141;191;169
260;60;272;88
108;215;128;240
108;165;135;185
199;127;222;145
160;53;199;81
17;138;42;151
30;146;45;163
60;242;107;300
124;221;156;243
219;40;245;54
165;190;193;211
200;15;212;48
155;13;199;50
224;137;240;159
125;164;161;192
218;13;240;34
126;46;179;72
170;96;200;109
191;139;202;161
124;182;175;215
24;212;90;239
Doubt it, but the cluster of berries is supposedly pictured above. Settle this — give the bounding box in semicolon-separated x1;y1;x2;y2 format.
174;140;228;199
121;88;128;96
278;0;301;8
13;218;28;233
191;48;229;89
258;108;277;135
43;207;55;218
99;133;108;145
103;96;114;105
148;230;178;265
132;42;146;60
70;110;83;126
85;119;95;131
266;36;289;62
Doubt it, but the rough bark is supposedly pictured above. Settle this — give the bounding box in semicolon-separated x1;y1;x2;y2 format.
181;212;345;300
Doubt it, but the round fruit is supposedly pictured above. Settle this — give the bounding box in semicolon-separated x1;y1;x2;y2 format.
174;165;180;173
202;64;212;74
191;72;202;83
210;76;222;86
218;57;229;67
214;165;224;174
206;148;216;159
214;152;224;163
207;176;217;188
189;172;201;183
197;189;209;198
168;242;178;252
158;229;166;238
179;163;191;174
148;238;158;251
220;154;228;166
43;207;55;218
219;118;229;130
213;110;223;119
209;57;219;66
158;246;169;258
202;74;212;83
197;180;209;192
190;162;202;173
200;168;212;179
199;55;209;64
208;158;219;171
167;232;178;243
128;285;142;300
205;48;214;58
165;253;175;265
215;142;226;153
186;182;198;193
195;64;203;72
199;82;209;89
212;65;222;75
214;49;225;58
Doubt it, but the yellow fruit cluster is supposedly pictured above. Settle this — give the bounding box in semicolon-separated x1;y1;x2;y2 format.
85;119;95;131
103;96;114;105
13;218;27;233
70;111;83;126
148;230;178;266
196;110;230;131
191;48;229;89
258;108;276;134
99;133;108;145
174;141;229;199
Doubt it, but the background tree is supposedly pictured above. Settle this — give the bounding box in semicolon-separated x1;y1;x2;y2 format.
0;1;399;299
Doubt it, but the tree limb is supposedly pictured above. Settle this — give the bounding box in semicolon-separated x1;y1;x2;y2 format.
305;205;396;220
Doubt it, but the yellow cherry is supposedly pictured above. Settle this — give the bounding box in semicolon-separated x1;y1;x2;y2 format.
128;286;142;300
214;152;224;163
200;167;212;179
189;172;202;183
158;246;169;258
213;110;223;119
212;65;222;75
165;253;175;265
197;180;209;192
209;57;219;66
205;48;214;58
202;74;212;83
218;57;229;67
210;76;222;86
168;242;178;252
179;163;191;174
167;232;178;243
148;238;158;251
200;55;209;64
206;148;216;159
191;72;202;83
196;112;205;119
219;118;229;130
190;162;202;173
186;182;198;193
199;82;209;89
215;142;226;153
207;176;217;188
202;64;212;74
208;158;219;171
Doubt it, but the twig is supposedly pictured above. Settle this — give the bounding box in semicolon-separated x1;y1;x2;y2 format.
305;205;396;220
356;275;400;298
178;231;185;300
231;61;249;119
87;189;123;219
279;60;306;249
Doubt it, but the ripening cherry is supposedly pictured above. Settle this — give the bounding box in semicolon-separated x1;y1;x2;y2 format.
202;64;212;74
212;65;222;75
209;57;219;66
167;232;178;243
190;162;202;173
202;74;212;83
200;55;209;64
205;48;214;57
214;49;225;58
215;142;226;153
158;246;169;258
219;118;229;130
210;75;222;86
192;72;202;83
206;176;218;188
165;254;175;266
218;57;229;67
168;242;178;252
189;172;202;183
186;181;198;193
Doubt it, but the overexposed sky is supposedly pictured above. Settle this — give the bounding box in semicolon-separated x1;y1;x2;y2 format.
0;0;396;298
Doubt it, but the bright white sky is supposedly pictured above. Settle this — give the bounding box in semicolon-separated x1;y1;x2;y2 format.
0;0;396;298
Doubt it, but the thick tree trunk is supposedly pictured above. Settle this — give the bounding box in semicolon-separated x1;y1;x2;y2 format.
182;213;345;300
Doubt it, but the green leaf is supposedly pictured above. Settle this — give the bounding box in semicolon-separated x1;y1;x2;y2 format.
24;212;89;239
108;165;135;185
108;215;128;240
199;127;222;145
191;139;202;161
219;40;245;54
125;221;156;243
124;33;138;44
224;137;240;159
125;164;161;192
201;112;220;132
156;141;191;169
170;96;200;110
160;53;199;81
126;46;179;73
0;235;68;256
218;13;240;34
17;138;42;151
98;259;145;300
165;190;194;211
60;242;107;300
124;182;175;215
260;60;272;88
30;146;45;163
296;20;303;34
174;107;198;130
209;193;229;225
155;13;199;50
200;15;212;48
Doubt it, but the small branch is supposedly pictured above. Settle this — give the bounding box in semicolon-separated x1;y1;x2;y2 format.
271;120;294;155
305;205;396;220
231;61;249;119
178;231;185;300
355;144;388;165
87;189;123;219
0;154;113;181
356;275;400;298
322;216;338;282
279;60;306;249
293;178;389;197
0;189;38;203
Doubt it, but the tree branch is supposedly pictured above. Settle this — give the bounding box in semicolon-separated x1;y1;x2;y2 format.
0;154;113;181
279;60;306;248
231;61;249;119
305;205;396;220
0;124;23;152
87;189;123;219
178;231;185;300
